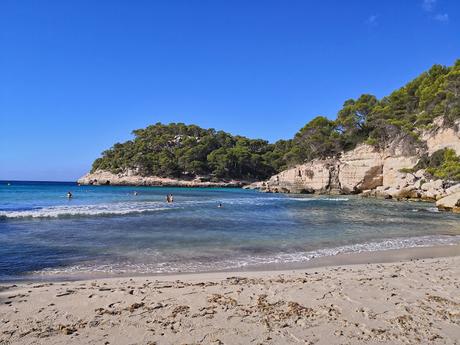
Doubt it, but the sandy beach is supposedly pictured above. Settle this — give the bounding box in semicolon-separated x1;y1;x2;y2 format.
1;247;460;345
3;1;460;344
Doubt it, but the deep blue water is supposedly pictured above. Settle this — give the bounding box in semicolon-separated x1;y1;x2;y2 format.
1;180;460;281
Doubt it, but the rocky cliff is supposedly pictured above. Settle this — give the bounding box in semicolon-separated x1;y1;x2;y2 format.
250;117;460;212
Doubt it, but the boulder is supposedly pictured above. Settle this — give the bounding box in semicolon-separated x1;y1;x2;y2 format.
445;183;460;196
436;192;460;213
414;169;426;179
421;179;444;192
384;187;399;198
423;189;436;200
394;186;420;200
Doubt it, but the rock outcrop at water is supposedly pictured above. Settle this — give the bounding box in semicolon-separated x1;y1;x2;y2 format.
436;191;460;213
248;117;460;211
78;170;245;188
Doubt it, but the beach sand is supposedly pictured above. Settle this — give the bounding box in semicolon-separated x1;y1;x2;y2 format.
1;249;460;344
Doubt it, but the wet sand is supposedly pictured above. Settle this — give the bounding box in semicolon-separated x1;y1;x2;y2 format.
1;246;460;344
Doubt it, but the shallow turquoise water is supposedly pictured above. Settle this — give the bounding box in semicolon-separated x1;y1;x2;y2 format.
1;181;459;280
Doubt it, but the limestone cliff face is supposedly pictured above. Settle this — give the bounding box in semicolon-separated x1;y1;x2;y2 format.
422;118;460;155
78;170;245;188
338;145;383;193
260;144;385;195
264;159;339;194
252;117;460;210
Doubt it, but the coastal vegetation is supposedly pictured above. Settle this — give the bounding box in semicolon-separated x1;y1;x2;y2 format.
92;124;278;180
410;149;460;181
91;60;460;181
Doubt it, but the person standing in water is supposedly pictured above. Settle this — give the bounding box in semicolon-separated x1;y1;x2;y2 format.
66;191;73;199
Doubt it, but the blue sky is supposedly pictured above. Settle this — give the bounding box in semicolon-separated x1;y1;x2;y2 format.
1;0;459;181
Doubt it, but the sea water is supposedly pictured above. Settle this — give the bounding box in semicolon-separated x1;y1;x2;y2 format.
1;181;459;281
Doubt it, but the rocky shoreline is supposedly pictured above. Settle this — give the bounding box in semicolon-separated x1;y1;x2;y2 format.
246;117;460;213
77;170;248;188
78;117;460;212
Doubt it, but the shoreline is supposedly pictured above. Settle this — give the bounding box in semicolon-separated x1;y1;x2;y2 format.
5;241;460;284
1;247;459;344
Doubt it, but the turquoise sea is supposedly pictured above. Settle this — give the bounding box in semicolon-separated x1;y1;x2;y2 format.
1;181;460;281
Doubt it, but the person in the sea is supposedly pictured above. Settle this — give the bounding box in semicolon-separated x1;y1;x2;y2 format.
166;194;171;203
67;191;73;199
133;191;138;196
170;194;174;203
218;202;223;208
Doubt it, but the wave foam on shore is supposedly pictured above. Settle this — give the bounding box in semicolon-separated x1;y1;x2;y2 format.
32;235;460;277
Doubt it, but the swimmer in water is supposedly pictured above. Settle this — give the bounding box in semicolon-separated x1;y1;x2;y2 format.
67;191;73;199
218;202;223;208
134;191;138;196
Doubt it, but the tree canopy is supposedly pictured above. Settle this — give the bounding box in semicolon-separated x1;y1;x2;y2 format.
92;123;278;180
91;60;460;181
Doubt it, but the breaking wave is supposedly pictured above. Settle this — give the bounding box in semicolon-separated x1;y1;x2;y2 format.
0;196;351;219
0;202;172;219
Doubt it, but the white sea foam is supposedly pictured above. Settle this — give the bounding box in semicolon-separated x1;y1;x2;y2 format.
33;235;460;277
0;195;349;219
0;201;172;219
289;197;350;202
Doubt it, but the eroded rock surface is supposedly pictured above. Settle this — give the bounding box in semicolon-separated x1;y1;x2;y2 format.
422;118;460;155
264;159;339;194
249;118;460;211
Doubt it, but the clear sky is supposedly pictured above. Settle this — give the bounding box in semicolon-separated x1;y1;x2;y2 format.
1;0;459;181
